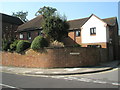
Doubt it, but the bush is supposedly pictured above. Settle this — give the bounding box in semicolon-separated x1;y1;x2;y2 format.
10;40;20;51
31;36;48;51
50;40;64;47
2;40;11;51
16;40;30;53
73;44;81;47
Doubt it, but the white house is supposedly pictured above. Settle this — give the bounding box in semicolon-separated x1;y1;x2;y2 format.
65;14;119;60
67;14;118;49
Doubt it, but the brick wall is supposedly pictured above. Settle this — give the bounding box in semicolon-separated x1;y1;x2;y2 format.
2;22;19;40
18;30;41;43
1;47;109;68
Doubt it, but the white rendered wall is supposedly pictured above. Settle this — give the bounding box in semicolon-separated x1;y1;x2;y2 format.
81;15;109;44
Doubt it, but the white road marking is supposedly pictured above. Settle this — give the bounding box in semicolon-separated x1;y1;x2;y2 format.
46;76;120;86
112;83;120;86
35;72;43;74
53;72;60;73
65;68;80;71
0;83;17;88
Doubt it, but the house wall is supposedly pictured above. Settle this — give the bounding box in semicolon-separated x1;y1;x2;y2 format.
2;22;19;40
67;30;82;45
81;15;108;44
1;47;110;68
18;30;41;43
68;31;75;41
110;23;119;60
67;15;109;48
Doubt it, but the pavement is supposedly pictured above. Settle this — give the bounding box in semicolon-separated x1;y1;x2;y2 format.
0;60;120;75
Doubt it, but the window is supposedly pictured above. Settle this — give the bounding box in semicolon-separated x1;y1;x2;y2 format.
20;33;23;39
38;31;42;36
27;32;31;40
76;30;81;36
90;27;96;35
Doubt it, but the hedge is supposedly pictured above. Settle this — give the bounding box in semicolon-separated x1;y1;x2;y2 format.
31;36;48;51
16;40;31;53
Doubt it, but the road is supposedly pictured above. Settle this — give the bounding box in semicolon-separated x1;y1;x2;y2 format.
1;68;120;89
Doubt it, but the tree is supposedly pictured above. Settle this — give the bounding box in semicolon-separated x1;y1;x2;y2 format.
12;11;28;22
35;6;57;18
35;6;69;41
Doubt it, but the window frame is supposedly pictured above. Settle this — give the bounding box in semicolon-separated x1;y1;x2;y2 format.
90;27;96;35
38;31;42;36
20;33;24;39
75;30;81;37
27;32;31;40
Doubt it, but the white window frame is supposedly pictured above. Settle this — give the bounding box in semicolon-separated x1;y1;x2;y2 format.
20;33;23;39
90;27;96;35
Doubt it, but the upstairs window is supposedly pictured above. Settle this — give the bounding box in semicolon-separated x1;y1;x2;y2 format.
90;27;96;35
20;33;24;39
76;30;81;37
27;32;31;40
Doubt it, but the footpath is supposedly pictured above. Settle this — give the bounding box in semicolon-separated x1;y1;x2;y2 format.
1;60;120;75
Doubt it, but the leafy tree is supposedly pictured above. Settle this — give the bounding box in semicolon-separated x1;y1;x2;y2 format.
2;39;11;51
42;15;69;41
12;11;28;22
35;6;57;18
35;6;69;41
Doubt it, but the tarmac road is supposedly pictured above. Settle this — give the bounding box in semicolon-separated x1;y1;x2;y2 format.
1;68;119;89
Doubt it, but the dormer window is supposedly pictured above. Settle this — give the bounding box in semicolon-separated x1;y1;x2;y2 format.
90;27;96;35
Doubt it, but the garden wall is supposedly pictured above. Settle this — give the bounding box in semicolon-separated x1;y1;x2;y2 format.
1;47;110;68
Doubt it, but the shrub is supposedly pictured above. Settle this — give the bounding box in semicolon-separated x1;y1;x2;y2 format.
10;40;20;51
73;44;81;47
2;40;11;51
31;36;48;51
50;40;64;47
16;40;30;53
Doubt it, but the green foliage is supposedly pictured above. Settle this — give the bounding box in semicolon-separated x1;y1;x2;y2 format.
73;44;81;47
16;40;30;53
10;40;20;51
35;6;57;18
35;6;69;41
31;36;48;51
2;40;11;51
12;11;28;22
42;16;69;41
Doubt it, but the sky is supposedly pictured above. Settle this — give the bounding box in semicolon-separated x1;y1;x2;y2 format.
0;1;120;34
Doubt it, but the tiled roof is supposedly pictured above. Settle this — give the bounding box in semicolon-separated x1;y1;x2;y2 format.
1;13;24;25
68;17;89;30
68;16;117;30
17;15;43;32
102;17;117;26
17;14;117;32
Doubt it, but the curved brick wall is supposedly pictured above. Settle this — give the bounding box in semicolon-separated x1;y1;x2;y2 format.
1;47;108;68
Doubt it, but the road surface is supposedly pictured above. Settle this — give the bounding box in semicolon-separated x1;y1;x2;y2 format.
1;68;120;89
